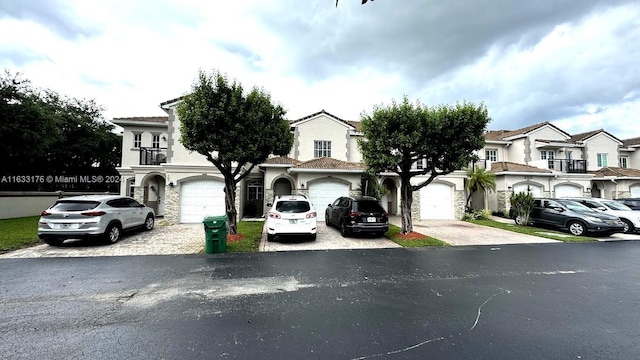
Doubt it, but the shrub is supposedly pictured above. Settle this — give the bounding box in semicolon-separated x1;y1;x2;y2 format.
510;191;535;225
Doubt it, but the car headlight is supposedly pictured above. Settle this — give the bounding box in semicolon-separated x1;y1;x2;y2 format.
584;216;604;223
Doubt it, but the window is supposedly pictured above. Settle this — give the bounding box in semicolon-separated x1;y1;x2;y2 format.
541;150;555;169
597;153;608;167
152;134;160;148
620;156;628;168
248;180;263;200
540;150;555;160
413;159;425;170
133;133;142;148
485;149;498;162
314;140;331;158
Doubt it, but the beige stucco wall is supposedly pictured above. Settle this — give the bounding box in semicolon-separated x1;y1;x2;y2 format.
294;115;351;161
120;126;168;167
348;135;364;163
505;138;527;164
168;111;216;166
529;126;569;143
584;133;620;171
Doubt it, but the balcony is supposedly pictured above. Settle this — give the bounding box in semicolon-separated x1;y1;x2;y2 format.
545;159;587;173
139;147;167;165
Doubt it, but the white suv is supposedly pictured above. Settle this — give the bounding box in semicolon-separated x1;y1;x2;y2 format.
266;195;317;241
567;197;640;234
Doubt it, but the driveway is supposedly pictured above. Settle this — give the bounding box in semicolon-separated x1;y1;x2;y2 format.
0;223;204;259
260;223;401;252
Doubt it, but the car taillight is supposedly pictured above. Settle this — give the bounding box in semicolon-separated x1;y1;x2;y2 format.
81;211;107;216
268;212;281;219
306;212;317;219
41;211;51;217
349;211;362;218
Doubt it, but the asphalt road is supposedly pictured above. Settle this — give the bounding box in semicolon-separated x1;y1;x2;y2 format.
2;242;640;359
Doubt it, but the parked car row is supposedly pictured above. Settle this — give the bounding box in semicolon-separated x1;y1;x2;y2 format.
512;197;640;236
38;195;155;246
265;194;389;241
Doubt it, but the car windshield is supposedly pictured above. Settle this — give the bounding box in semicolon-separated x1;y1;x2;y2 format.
51;201;100;212
602;200;632;211
275;201;311;213
354;201;385;213
556;200;593;212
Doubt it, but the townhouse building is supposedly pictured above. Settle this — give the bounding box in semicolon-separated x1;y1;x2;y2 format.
113;99;640;224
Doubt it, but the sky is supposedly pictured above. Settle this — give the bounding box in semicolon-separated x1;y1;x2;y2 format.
1;0;639;139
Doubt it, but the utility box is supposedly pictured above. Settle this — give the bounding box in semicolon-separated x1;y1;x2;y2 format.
202;215;228;254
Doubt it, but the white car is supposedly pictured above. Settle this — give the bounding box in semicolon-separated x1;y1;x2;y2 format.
566;198;640;234
266;195;317;241
38;195;155;246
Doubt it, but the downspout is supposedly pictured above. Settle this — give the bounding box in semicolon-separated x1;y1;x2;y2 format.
611;178;618;199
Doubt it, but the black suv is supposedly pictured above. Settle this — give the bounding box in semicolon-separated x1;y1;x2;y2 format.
515;198;625;236
615;198;640;210
325;196;389;237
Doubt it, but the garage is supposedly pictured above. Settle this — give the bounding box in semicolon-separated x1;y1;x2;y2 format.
309;180;349;221
180;179;226;223
420;183;453;220
631;184;640;197
555;184;581;198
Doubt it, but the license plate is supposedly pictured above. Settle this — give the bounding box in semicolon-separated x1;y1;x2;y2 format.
289;219;297;224
367;217;376;222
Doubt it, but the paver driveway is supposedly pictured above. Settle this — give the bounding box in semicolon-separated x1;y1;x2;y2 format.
260;223;401;252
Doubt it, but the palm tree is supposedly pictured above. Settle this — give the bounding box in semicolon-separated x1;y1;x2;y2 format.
465;167;496;210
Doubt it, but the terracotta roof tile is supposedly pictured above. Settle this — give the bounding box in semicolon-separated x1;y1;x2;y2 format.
490;161;552;173
590;167;640;178
622;137;640;147
296;157;365;170
570;129;621;143
484;121;570;141
263;156;302;165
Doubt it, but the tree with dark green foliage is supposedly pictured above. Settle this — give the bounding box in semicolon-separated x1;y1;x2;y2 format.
358;96;491;234
177;70;294;234
0;70;121;191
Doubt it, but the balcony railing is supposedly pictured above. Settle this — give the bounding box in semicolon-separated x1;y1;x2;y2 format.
546;159;587;173
139;147;167;165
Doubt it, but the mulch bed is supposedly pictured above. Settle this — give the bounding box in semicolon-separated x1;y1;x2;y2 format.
395;231;428;240
226;234;245;243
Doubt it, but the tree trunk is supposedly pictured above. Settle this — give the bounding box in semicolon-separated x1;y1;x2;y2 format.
400;176;413;234
223;176;238;235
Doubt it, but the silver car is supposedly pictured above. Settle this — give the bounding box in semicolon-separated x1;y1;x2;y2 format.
38;195;155;246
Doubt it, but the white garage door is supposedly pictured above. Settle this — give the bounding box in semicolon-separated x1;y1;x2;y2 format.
513;184;542;197
555;184;581;198
180;179;226;223
309;180;349;221
631;184;640;197
420;183;453;220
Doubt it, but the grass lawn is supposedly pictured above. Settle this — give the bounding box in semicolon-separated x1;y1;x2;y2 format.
226;221;264;252
0;216;42;253
386;224;450;247
468;219;596;243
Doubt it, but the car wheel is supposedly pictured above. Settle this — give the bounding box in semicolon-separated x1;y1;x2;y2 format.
325;214;330;227
104;223;121;244
144;214;155;231
310;234;317;241
621;219;633;234
267;234;274;242
340;221;349;238
43;238;64;246
567;221;586;236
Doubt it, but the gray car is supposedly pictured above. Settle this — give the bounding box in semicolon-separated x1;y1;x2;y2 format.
518;198;625;236
38;195;155;246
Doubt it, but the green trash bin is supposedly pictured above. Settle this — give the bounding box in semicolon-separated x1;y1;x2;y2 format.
202;215;228;254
